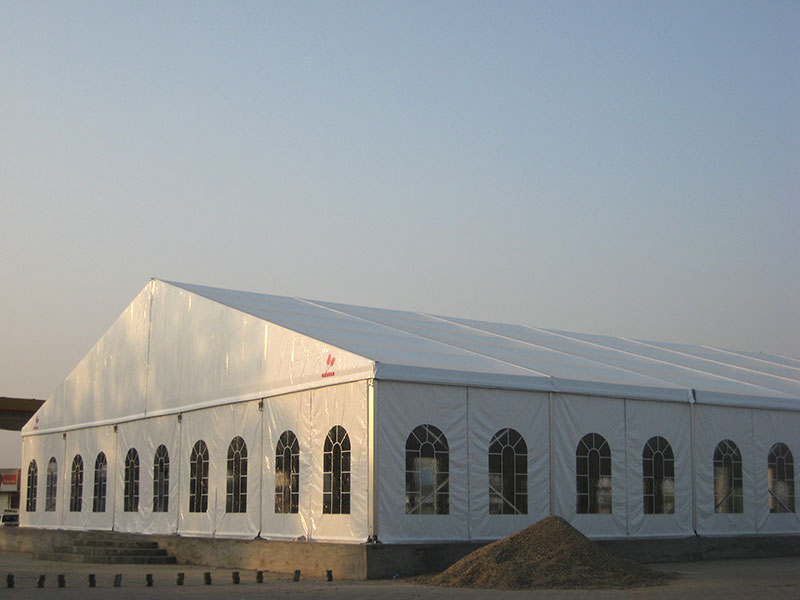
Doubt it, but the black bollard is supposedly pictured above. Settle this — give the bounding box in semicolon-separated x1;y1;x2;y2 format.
256;570;263;583
37;575;45;588
146;573;153;587
176;572;185;586
293;569;301;582
113;573;122;587
326;569;333;582
232;571;240;584
6;574;13;589
88;574;96;588
58;574;66;588
203;571;212;585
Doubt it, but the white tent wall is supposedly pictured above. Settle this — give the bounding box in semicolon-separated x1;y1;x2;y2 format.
753;409;800;533
19;432;65;528
307;381;369;542
177;400;262;538
146;281;373;417
624;400;693;537
467;388;549;541
114;415;180;534
694;405;757;535
376;381;469;543
62;425;116;531
553;394;627;538
261;390;313;540
22;287;151;433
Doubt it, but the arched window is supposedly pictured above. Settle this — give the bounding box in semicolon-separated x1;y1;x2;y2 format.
93;453;107;513
405;424;449;515
323;426;350;514
124;448;140;512
226;436;248;513
275;430;299;514
489;428;527;515
26;460;38;512
768;443;795;513
153;445;169;513
643;436;675;514
45;457;58;512
189;440;209;513
576;433;612;514
70;455;84;512
714;439;743;513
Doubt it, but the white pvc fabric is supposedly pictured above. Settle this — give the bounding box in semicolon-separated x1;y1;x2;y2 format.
21;381;369;542
62;425;116;531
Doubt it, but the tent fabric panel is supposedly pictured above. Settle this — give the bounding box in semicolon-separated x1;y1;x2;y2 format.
264;322;374;397
624;400;693;537
62;425;116;531
467;388;549;540
553;394;627;538
177;408;218;536
114;416;180;534
210;401;262;539
307;381;369;542
19;432;65;529
693;405;756;535
376;381;469;543
22;286;150;433
540;330;798;401
260;390;313;540
146;282;272;415
753;410;800;533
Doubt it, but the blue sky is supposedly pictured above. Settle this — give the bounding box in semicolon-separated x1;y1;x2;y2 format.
1;0;798;452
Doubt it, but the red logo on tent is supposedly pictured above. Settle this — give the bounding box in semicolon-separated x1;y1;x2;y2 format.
33;416;39;431
322;354;336;378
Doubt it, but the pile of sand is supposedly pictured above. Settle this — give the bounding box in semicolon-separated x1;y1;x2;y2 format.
428;516;676;590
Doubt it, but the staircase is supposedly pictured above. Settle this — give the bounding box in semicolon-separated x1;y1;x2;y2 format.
34;532;177;565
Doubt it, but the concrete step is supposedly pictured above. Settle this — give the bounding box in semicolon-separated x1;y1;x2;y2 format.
72;539;160;549
52;545;170;557
34;552;177;565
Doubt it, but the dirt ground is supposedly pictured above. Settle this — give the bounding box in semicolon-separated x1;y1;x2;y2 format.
0;551;799;599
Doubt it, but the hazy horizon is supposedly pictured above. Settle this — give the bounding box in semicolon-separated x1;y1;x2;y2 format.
2;2;798;466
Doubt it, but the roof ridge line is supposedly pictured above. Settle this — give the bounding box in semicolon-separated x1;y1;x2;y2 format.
427;314;685;392
617;337;796;398
297;299;551;378
702;345;800;377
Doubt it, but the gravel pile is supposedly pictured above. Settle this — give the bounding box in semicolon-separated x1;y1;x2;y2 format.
429;516;676;590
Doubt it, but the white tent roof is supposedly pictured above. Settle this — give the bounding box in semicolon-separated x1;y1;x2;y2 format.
168;281;800;410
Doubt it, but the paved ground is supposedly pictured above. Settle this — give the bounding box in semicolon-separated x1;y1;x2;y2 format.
0;551;799;599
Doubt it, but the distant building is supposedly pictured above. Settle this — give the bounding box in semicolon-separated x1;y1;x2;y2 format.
0;469;20;511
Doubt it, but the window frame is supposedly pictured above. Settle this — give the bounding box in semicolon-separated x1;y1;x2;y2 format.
323;426;351;515
26;460;38;513
93;452;107;513
45;457;58;512
488;428;527;515
275;430;300;514
576;432;612;514
153;445;170;513
713;439;744;514
189;440;209;513
405;424;450;515
768;442;795;514
123;448;140;513
69;454;84;513
642;436;675;515
226;436;248;514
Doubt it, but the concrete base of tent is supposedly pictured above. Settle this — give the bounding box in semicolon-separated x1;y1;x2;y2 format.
3;528;800;579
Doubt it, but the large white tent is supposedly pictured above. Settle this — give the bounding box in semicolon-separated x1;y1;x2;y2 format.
20;280;800;543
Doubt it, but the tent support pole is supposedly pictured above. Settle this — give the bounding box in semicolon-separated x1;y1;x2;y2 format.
549;392;555;516
690;395;698;535
367;380;377;542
